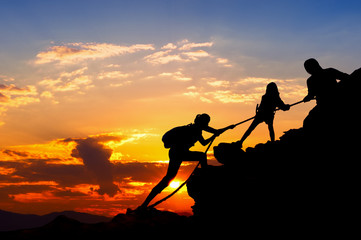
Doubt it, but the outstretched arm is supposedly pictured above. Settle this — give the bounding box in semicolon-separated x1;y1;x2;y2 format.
203;126;217;134
199;124;236;146
204;125;236;136
276;96;290;111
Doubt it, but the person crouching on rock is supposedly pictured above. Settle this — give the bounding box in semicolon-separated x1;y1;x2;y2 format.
138;113;235;210
237;82;290;148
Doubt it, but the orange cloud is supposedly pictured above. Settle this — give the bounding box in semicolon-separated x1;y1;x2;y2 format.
182;50;210;60
161;43;177;50
38;66;94;93
0;181;58;187
159;71;192;81
144;39;215;65
97;71;130;80
207;90;260;103
207;80;230;87
0;148;196;216
179;41;214;50
0;166;16;175
0;83;40;123
0;92;8;102
35;42;155;64
144;50;186;64
216;57;232;67
0;84;37;96
181;75;307;105
9;191;59;203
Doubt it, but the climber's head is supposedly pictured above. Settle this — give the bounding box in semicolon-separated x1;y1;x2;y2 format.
304;58;322;75
265;82;279;96
194;113;210;128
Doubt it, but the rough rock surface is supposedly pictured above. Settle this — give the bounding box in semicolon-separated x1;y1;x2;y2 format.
186;68;361;235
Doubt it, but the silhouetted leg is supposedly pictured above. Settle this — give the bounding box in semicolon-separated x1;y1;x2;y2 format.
239;119;260;146
140;158;181;208
268;123;275;142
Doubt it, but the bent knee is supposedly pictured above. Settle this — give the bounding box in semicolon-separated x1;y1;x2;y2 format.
161;175;176;185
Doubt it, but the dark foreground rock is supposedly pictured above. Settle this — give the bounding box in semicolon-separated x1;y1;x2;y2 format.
186;68;361;236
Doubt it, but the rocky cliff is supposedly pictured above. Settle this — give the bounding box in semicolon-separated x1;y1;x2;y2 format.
187;68;361;234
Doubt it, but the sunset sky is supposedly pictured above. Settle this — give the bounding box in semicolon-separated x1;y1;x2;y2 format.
1;0;361;216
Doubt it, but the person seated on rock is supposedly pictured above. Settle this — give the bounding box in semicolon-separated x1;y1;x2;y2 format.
237;82;290;148
302;58;349;129
138;114;235;210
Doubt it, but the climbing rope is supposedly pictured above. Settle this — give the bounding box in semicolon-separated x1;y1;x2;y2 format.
234;100;304;127
148;100;305;209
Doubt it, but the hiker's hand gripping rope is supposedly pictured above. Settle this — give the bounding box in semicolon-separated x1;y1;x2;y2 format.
215;124;236;136
233;99;306;128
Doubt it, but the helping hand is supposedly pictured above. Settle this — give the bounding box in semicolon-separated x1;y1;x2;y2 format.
228;124;236;129
303;95;312;102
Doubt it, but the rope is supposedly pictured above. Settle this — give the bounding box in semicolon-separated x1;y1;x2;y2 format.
234;100;304;127
288;100;305;108
148;100;304;208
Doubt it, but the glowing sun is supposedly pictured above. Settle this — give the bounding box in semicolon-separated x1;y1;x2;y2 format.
169;181;181;189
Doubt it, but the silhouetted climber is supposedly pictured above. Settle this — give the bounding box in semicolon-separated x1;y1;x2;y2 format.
138;114;235;210
302;58;349;129
303;58;349;105
237;82;290;148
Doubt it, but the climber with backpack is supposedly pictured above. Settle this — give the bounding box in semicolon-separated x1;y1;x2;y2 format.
138;113;235;210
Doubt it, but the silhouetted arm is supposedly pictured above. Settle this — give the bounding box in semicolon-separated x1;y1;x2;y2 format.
204;125;236;136
276;95;290;111
303;77;315;102
203;126;217;134
198;134;216;146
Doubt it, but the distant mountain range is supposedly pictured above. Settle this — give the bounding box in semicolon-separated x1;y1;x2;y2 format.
0;208;195;238
0;209;111;231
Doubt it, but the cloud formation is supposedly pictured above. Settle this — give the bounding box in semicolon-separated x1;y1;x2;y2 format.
144;50;186;64
0;83;40;124
179;41;214;50
62;135;122;197
159;71;192;81
0;156;189;215
144;40;216;65
183;77;307;104
0;92;8;102
35;42;155;64
32;39;230;98
38;67;93;93
0;84;37;96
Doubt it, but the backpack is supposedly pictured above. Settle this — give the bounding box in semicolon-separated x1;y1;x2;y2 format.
162;124;197;148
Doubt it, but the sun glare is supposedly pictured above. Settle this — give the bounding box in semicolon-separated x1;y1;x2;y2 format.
169;181;181;189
